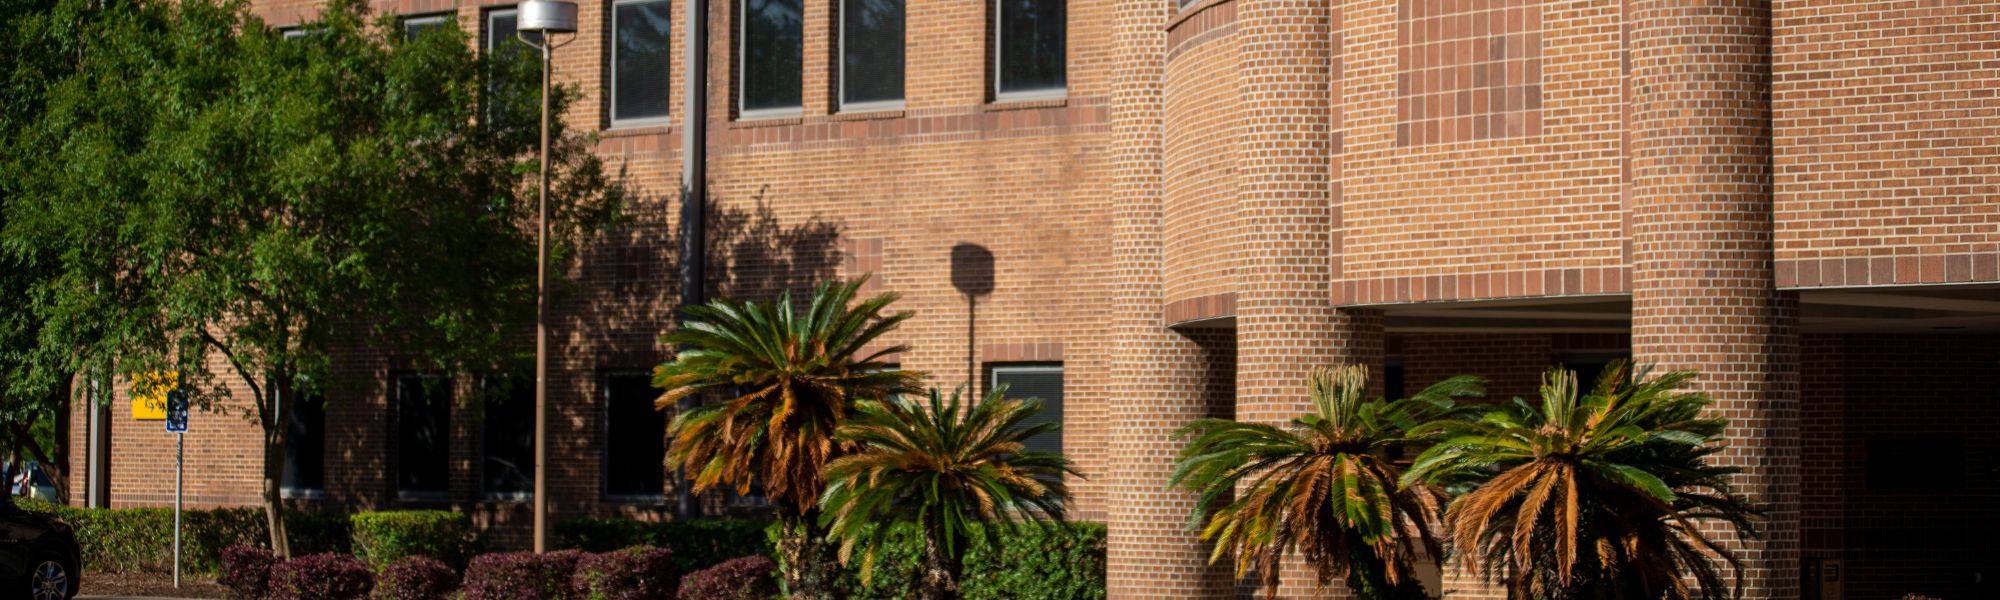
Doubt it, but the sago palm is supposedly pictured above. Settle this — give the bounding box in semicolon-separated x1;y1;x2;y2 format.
1402;361;1761;600
652;277;922;599
819;386;1079;600
1169;364;1484;598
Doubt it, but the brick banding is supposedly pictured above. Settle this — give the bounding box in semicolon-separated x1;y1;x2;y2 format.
1163;292;1236;326
1777;252;2000;289
1336;267;1630;306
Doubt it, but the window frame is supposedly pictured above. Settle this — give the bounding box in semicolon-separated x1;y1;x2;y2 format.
991;0;1067;102
601;371;670;504
279;388;328;500
836;0;907;113
986;363;1065;455
393;373;453;503
609;0;675;128
400;13;452;41
738;0;805;120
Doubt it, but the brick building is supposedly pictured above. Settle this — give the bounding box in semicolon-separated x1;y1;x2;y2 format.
68;0;2000;597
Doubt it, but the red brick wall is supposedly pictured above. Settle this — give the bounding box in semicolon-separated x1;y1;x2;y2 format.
1161;0;1243;308
1773;1;2000;289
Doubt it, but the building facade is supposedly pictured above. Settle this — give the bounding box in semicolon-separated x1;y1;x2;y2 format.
71;0;2000;597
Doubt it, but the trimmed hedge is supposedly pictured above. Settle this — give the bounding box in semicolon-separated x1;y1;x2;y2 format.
268;553;375;600
677;555;778;600
572;547;678;600
555;518;770;575
834;522;1107;600
460;550;586;600
372;556;457;600
350;511;477;571
16;499;356;575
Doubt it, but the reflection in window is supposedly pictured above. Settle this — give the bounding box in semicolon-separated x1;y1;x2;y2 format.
841;0;905;108
612;0;672;124
480;377;535;498
741;0;803;114
995;0;1064;97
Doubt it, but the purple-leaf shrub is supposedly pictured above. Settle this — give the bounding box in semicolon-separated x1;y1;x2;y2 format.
220;545;278;600
372;556;458;600
268;553;375;600
676;555;778;600
460;550;586;600
571;547;677;600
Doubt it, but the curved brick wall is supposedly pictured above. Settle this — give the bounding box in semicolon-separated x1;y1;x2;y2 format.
1161;0;1244;315
1335;0;1627;305
1773;0;2000;288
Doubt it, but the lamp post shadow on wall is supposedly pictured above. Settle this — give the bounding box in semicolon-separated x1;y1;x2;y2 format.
951;243;995;388
515;0;578;555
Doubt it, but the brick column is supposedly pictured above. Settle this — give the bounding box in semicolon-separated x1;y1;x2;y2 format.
1103;0;1235;594
1234;0;1381;596
1628;1;1799;597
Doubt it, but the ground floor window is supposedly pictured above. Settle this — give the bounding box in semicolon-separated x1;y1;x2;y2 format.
603;372;667;499
480;377;536;499
281;390;326;496
396;374;452;499
987;364;1063;455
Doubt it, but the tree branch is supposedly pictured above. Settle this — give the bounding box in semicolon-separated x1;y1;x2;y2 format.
198;327;271;432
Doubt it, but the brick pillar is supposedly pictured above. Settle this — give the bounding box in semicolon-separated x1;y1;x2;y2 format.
1628;1;1799;597
1103;0;1235;594
1234;0;1381;596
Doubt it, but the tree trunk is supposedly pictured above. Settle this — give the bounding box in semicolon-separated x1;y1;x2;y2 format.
776;512;839;600
918;520;960;600
263;375;292;558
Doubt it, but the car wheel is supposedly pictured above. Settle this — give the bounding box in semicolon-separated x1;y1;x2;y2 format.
28;557;70;600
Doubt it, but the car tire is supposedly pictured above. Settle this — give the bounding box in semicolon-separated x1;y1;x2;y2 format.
27;555;73;600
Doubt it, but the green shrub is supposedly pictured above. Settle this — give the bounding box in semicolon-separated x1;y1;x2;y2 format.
349;511;476;571
835;522;1106;600
14;499;343;575
554;518;769;574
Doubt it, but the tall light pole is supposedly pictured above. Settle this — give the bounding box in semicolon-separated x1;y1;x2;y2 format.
516;0;577;555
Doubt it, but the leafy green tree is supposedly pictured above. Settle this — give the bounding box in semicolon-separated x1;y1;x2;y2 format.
819;386;1080;600
654;278;921;600
2;0;620;555
1403;362;1761;599
1170;364;1482;599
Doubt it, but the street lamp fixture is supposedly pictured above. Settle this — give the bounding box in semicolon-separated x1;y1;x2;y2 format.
515;0;577;555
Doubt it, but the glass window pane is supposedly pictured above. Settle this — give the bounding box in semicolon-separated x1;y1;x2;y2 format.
989;366;1063;455
396;375;452;495
403;14;451;42
614;0;673;123
742;0;803;112
481;377;536;495
841;0;904;106
282;392;326;492
604;373;668;497
997;0;1065;94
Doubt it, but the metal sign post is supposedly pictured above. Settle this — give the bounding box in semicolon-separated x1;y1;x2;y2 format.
166;390;188;589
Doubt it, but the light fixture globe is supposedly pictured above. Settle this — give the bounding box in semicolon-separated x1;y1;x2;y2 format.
518;0;578;33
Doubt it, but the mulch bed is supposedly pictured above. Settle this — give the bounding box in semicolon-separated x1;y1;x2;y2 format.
80;572;228;599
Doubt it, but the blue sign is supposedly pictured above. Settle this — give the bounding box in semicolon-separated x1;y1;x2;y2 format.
165;390;189;433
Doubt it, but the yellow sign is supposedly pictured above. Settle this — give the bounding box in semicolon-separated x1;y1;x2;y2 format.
131;372;179;421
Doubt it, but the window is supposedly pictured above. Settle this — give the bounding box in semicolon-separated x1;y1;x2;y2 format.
281;391;327;496
740;0;803;116
839;0;904;109
485;7;543;128
1868;437;1965;491
402;13;452;42
603;373;669;499
612;0;673;125
395;375;452;498
280;27;312;40
480;377;535;498
988;365;1063;455
994;0;1064;98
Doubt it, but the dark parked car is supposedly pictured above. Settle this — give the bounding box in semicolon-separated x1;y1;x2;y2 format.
0;497;79;600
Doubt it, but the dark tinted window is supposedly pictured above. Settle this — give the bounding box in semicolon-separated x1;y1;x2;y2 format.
396;375;452;495
742;0;803;112
604;373;669;498
995;0;1064;95
282;391;326;492
989;365;1063;455
613;0;672;123
840;0;904;106
481;378;536;496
